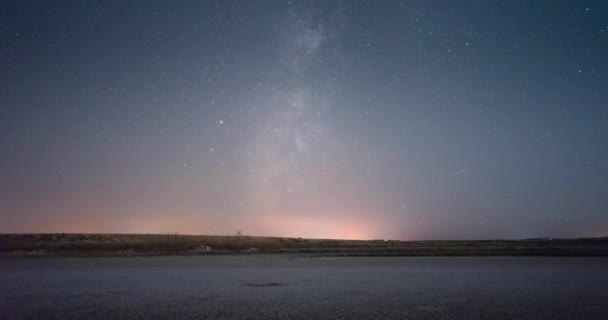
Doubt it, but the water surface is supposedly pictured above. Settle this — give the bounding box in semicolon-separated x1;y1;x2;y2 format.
1;256;607;319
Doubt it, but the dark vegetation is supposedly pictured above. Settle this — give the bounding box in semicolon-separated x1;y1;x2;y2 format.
244;282;289;288
1;233;608;257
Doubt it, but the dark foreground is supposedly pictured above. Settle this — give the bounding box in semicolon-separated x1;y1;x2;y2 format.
3;233;608;256
1;256;608;320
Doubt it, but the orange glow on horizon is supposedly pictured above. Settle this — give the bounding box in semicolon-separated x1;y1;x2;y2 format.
8;205;385;240
113;213;380;240
259;214;379;240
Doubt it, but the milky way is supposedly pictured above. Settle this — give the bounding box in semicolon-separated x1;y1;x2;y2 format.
1;1;607;239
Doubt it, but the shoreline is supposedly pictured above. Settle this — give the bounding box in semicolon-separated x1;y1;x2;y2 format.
2;233;608;257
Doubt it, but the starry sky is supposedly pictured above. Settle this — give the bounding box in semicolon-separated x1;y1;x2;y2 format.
1;1;607;240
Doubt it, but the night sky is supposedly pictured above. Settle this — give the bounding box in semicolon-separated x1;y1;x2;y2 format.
1;1;607;240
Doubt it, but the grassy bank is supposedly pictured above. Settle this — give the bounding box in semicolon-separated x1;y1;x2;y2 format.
1;233;608;257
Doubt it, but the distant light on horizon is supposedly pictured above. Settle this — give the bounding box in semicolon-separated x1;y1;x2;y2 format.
1;1;607;240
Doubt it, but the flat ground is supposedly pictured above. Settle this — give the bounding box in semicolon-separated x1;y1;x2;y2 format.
1;256;608;319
